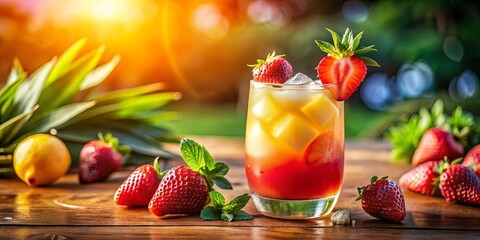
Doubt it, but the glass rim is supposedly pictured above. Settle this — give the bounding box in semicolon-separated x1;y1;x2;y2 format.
249;80;337;90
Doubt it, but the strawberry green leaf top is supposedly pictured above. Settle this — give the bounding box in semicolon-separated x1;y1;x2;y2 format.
98;132;131;160
316;28;379;66
316;28;379;101
200;191;253;222
180;138;232;191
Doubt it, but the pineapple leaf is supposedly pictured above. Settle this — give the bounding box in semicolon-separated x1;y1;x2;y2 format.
37;47;104;112
81;55;121;90
7;58;25;84
57;128;176;159
12;59;55;117
0;105;38;145
90;83;164;104
67;92;180;125
0;73;27;122
21;101;96;134
46;38;87;86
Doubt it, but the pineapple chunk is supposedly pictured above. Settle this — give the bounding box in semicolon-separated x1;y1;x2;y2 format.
250;94;280;123
301;94;339;131
245;121;279;159
271;113;319;153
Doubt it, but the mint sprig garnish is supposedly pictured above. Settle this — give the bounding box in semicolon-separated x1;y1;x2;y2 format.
200;191;253;222
180;138;232;191
180;138;252;221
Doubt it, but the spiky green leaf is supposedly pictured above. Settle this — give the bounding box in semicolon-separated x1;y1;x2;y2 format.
80;55;120;90
37;46;104;113
315;40;336;55
360;57;380;67
46;38;87;86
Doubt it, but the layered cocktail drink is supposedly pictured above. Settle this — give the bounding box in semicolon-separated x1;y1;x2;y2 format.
245;81;344;219
245;28;378;219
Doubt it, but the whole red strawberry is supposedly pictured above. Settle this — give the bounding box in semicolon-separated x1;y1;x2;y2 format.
149;165;209;217
438;164;480;205
399;160;441;196
249;51;293;84
79;133;130;184
148;138;232;218
356;176;406;222
114;159;163;207
412;128;464;166
316;28;379;101
462;144;480;178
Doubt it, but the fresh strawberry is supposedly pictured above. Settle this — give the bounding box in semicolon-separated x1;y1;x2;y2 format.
316;28;379;101
149;165;209;217
437;163;480;204
114;158;163;207
462;144;480;178
79;133;130;184
356;176;406;222
399;160;441;196
148;138;232;218
249;51;293;84
412;128;464;166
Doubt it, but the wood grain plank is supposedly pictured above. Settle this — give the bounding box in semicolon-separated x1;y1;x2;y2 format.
1;226;479;240
1;138;480;235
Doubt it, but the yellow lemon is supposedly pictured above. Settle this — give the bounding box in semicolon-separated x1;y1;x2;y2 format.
13;134;71;186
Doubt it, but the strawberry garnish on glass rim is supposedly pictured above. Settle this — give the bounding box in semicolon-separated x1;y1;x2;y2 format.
248;51;293;84
316;28;379;101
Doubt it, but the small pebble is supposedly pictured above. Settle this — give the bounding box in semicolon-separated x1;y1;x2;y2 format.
331;209;351;225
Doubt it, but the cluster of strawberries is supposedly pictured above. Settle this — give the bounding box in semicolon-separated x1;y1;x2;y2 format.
400;128;480;204
113;138;234;217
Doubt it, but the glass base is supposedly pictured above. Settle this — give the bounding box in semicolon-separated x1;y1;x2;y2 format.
251;193;339;219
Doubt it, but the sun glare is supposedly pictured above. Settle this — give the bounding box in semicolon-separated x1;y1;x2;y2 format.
92;0;116;20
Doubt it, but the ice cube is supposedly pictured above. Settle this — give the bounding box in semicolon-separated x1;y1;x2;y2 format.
307;80;323;86
284;73;314;85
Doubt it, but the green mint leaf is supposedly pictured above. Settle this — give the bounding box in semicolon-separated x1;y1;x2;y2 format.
221;212;233;222
224;194;251;213
205;178;214;192
232;210;254;221
213;176;233;190
209;191;225;209
209;162;229;176
180;138;204;171
200;206;222;220
202;146;215;169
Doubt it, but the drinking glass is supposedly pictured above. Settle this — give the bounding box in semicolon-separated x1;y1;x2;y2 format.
244;81;344;219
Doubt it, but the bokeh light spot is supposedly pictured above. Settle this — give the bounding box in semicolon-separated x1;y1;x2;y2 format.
342;1;368;23
360;73;395;110
443;36;464;62
247;0;289;28
397;61;434;98
449;70;479;102
192;3;229;39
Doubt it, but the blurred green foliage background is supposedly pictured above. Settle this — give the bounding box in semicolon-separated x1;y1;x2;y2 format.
0;0;478;138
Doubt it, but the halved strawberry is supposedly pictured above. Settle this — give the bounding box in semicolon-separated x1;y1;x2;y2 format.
248;51;293;84
316;28;379;101
303;130;336;166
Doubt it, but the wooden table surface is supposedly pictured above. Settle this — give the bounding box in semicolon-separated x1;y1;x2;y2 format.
1;137;479;239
